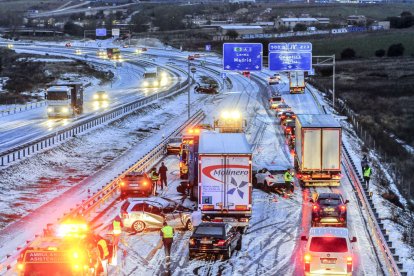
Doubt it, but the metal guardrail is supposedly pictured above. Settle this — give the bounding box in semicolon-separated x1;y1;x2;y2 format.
0;101;47;117
307;82;404;276
0;109;205;274
342;147;403;276
0;74;190;167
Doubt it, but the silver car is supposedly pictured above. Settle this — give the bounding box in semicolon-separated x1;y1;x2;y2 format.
120;197;172;233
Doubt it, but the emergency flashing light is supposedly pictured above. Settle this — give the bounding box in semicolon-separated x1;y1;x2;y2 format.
17;263;24;270
58;222;88;238
304;253;311;263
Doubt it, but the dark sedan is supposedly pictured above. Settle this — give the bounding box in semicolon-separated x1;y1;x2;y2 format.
189;223;242;260
310;193;349;227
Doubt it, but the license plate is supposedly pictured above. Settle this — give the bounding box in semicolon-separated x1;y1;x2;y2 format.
321;258;336;264
324;208;334;212
200;240;212;244
129;184;139;187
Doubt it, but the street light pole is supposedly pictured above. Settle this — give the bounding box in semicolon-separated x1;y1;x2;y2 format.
188;61;190;119
332;54;336;110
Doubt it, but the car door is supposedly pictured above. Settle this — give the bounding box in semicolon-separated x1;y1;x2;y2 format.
130;203;145;222
143;204;164;228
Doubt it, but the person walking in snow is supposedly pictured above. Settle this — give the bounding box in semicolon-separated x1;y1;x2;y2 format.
158;162;168;190
363;165;372;190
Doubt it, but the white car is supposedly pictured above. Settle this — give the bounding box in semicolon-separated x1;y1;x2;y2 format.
301;227;357;275
253;164;286;191
268;76;280;85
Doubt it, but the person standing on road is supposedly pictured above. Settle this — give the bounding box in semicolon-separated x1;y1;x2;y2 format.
363;165;372;189
160;221;174;259
361;154;368;174
150;168;160;195
158;162;168;190
284;169;294;195
190;207;202;229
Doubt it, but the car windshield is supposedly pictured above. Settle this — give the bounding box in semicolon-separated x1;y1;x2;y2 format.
318;198;341;206
194;226;224;236
47;91;68;100
309;237;348;252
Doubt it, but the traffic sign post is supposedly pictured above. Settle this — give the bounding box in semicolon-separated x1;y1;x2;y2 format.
223;43;263;71
268;52;312;71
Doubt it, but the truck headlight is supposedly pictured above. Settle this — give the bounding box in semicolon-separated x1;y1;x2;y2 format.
47;107;53;113
93;94;99;100
153;81;159;86
61;107;69;113
102;94;108;99
143;81;149;87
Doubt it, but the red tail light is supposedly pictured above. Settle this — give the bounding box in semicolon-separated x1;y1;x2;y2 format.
312;205;319;212
347;256;352;272
215;240;226;246
212;218;223;222
189;238;196;246
304;253;311;272
340;205;346;212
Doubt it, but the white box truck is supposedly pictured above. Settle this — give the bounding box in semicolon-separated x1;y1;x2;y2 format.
198;132;252;229
294;114;342;186
289;71;305;94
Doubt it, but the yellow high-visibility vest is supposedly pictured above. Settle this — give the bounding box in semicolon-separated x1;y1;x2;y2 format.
161;226;174;238
113;220;121;235
98;239;109;259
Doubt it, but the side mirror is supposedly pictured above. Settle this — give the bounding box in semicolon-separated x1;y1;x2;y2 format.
351;237;357;243
309;199;314;203
301;236;308;241
345;200;349;204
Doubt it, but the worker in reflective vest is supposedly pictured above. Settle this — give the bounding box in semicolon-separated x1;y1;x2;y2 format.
284;169;294;194
111;215;123;265
96;235;110;275
150;168;160;195
363;165;372;189
160;221;174;259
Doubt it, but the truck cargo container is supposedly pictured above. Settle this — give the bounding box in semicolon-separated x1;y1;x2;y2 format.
294;114;341;186
289;71;305;94
197;132;252;229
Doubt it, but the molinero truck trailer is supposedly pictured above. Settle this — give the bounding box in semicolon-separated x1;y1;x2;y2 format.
294;114;342;186
198;132;252;230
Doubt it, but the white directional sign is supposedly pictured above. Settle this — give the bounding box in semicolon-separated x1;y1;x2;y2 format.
112;28;120;36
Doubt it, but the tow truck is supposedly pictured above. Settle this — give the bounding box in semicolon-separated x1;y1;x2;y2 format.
17;220;111;276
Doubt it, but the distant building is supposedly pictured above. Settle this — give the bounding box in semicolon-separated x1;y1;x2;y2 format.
347;15;367;26
219;25;263;36
275;17;319;29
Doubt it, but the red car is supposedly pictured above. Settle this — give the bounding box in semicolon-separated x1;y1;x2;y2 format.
242;71;250;78
280;111;296;122
283;120;296;136
188;55;195;60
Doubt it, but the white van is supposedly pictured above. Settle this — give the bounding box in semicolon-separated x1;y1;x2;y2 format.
301;227;357;275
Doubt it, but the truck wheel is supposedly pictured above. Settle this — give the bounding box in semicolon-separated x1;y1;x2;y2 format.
225;247;232;259
132;221;146;233
236;238;242;250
